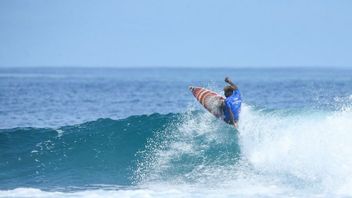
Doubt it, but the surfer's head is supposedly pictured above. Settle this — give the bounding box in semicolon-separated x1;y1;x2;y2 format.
224;86;234;97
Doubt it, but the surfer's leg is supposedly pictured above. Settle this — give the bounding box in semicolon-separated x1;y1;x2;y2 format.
220;100;225;110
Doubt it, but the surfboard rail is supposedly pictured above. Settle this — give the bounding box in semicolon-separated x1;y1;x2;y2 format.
189;86;225;118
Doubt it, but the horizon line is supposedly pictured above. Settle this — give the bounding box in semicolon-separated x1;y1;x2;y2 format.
0;65;351;70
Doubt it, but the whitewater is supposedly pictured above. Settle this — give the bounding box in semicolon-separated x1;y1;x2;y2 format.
1;68;352;197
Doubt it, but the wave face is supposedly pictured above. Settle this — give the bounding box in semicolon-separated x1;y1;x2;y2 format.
2;103;352;197
0;114;177;189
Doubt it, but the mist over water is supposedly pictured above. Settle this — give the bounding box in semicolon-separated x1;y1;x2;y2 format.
1;68;352;197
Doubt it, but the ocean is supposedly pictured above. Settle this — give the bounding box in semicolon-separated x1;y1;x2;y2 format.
1;67;352;197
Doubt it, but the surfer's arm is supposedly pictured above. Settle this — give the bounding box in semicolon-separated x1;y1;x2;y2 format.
225;77;238;90
227;106;238;129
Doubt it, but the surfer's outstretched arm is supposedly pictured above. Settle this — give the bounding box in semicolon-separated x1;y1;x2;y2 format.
225;77;238;90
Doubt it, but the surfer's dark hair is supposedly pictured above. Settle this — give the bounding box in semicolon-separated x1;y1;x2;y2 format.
224;86;234;97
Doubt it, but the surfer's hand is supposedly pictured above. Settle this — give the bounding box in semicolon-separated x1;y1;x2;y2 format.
233;122;238;129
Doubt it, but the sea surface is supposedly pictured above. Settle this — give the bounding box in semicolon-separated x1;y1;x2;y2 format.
1;67;352;197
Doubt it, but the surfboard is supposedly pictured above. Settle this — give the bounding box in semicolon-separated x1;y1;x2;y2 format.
189;86;225;120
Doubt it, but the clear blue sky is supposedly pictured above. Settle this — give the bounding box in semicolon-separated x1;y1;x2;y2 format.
0;0;351;68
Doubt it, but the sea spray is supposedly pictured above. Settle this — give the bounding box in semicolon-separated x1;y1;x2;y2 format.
239;105;352;195
134;108;240;185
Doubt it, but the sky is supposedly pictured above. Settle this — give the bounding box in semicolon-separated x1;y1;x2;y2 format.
0;0;352;68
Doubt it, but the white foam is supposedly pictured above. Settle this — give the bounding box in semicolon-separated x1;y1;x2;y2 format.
239;105;352;195
0;186;285;198
135;102;352;196
0;188;179;198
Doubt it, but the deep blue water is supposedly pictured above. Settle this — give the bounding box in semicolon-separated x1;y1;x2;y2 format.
1;67;351;128
1;67;352;197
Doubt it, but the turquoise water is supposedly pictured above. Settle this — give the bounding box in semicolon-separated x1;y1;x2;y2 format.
1;68;352;197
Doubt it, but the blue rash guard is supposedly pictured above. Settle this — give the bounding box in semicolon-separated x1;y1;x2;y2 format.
223;89;242;123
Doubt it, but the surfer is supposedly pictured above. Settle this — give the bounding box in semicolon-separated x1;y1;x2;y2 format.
223;77;242;128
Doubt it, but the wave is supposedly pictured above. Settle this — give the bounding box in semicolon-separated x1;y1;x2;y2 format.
134;104;352;196
0;113;178;189
2;104;352;196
